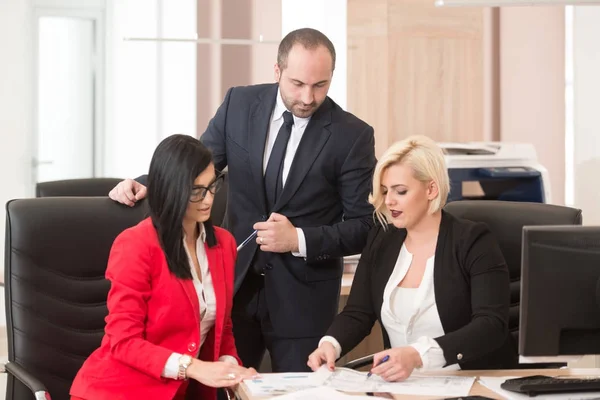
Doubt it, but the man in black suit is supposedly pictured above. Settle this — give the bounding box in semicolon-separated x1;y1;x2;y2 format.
108;28;376;373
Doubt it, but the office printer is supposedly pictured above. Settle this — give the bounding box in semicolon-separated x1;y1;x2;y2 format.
440;142;551;204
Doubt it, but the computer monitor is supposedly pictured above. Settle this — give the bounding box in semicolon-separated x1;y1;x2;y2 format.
520;225;600;361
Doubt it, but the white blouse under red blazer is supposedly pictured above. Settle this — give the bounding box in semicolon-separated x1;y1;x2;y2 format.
70;217;241;400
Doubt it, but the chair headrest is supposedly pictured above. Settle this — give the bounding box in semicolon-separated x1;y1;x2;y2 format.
444;200;582;280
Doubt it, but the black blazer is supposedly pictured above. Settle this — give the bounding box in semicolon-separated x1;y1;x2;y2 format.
200;83;377;338
327;211;518;370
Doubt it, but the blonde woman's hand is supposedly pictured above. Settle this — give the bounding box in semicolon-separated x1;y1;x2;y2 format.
369;347;423;382
307;341;337;372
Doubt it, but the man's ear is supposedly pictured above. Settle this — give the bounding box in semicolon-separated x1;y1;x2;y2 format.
274;63;281;82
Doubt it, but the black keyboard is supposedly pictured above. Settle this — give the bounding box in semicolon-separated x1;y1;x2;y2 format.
501;375;600;397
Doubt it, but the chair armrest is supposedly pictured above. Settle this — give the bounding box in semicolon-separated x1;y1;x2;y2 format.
223;387;237;400
341;354;374;370
4;362;51;400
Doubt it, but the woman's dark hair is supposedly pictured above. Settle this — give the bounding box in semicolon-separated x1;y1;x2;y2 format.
147;134;213;279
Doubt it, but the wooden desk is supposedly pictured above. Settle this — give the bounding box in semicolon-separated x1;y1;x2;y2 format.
341;255;359;297
237;368;600;400
341;273;354;296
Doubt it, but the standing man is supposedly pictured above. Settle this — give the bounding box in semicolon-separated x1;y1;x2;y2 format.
109;28;376;372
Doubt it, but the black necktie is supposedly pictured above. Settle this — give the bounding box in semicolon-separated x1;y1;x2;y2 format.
264;111;294;211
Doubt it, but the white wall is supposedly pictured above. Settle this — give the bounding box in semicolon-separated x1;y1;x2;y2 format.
103;0;197;179
281;0;347;110
572;6;600;225
499;7;565;206
567;8;600;366
0;0;34;282
103;0;160;179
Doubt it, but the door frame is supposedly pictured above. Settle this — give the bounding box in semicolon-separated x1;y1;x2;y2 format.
32;1;105;184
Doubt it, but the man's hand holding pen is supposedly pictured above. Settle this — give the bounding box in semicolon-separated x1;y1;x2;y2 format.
253;213;299;253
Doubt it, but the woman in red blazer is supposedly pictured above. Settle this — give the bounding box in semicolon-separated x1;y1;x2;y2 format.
70;135;257;400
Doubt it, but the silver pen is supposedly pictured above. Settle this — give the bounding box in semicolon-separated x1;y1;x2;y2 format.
237;230;258;251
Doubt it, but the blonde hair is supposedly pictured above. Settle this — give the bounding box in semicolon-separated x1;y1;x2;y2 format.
369;135;450;227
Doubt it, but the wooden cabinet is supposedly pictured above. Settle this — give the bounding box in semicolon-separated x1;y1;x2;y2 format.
348;0;493;157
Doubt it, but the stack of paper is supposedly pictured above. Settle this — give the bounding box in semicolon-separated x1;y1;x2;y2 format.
243;366;475;398
244;373;316;397
383;374;476;397
311;366;475;397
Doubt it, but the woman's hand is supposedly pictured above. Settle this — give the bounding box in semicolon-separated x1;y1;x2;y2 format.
307;341;337;371
369;347;423;382
186;360;258;388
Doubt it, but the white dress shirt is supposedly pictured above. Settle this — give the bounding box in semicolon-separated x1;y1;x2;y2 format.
264;90;311;257
321;244;459;371
162;224;238;379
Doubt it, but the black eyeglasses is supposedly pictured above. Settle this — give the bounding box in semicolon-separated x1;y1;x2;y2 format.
190;174;224;203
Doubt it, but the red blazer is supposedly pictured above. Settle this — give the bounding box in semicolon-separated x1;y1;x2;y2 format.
70;218;240;400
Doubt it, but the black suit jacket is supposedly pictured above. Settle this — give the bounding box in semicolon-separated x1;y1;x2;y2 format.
327;211;518;370
200;83;377;338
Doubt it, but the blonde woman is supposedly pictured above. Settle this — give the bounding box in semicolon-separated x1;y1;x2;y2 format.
307;135;516;381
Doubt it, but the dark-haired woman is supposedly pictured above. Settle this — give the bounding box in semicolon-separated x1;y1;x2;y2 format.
70;134;257;400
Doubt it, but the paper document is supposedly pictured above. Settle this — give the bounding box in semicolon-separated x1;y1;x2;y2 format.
438;142;499;155
310;366;387;392
479;376;600;400
244;373;315;396
383;374;476;397
310;366;475;396
271;386;376;400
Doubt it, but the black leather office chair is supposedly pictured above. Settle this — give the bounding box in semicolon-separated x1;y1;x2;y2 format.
36;174;229;227
36;178;123;198
3;197;147;400
444;200;582;350
343;200;583;370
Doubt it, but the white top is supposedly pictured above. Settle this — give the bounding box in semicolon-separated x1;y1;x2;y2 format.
183;225;216;348
387;287;419;329
161;224;238;379
321;244;459;371
264;89;311;257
